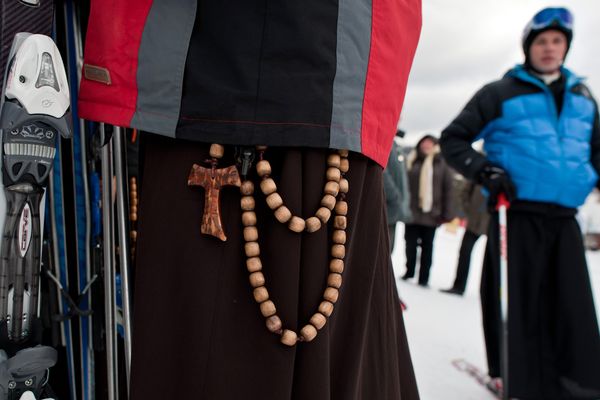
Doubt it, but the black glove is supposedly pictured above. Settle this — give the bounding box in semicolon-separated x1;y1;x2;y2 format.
477;164;517;209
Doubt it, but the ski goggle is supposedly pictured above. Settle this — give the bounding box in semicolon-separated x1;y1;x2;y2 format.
530;7;573;31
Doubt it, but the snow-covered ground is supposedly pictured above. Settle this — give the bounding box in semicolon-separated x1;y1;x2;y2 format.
391;207;600;400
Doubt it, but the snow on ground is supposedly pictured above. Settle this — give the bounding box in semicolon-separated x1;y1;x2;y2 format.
391;219;600;400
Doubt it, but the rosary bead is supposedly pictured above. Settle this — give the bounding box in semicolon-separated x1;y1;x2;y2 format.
260;178;277;195
246;257;263;273
240;181;255;195
242;211;257;226
334;201;348;216
328;273;343;289
318;301;334;317
253;286;269;303
310;313;327;330
330;259;344;273
256;160;272;177
235;151;353;344
130;212;137;222
241;196;256;211
331;244;346;259
339;158;349;173
300;324;318;342
244;226;259;242
274;206;292;223
324;287;339;303
130;231;138;240
324;181;340;197
333;230;346;245
305;217;322;233
245;242;260;257
333;216;347;230
266;315;283;333
326;167;341;182
266;193;283;210
260;300;277;318
288;216;306;233
249;271;265;288
321;194;337;210
209;143;225;159
315;207;331;224
339;178;349;194
327;154;341;168
281;329;298;346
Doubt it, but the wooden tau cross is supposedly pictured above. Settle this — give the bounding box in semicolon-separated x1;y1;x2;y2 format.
188;163;241;241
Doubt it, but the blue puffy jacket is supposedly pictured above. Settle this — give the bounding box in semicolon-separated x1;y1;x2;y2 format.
440;64;600;208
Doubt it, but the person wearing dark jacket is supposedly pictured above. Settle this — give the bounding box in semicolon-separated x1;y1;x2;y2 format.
402;135;454;287
384;129;412;251
440;7;600;399
77;1;423;399
440;181;489;296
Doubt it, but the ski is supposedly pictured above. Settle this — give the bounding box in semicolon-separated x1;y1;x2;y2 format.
0;0;54;80
451;358;503;399
62;1;95;399
0;27;72;399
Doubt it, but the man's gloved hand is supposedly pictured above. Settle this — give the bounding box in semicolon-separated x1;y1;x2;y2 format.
477;164;517;209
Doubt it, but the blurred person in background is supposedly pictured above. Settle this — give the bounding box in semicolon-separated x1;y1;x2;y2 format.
440;7;600;399
402;134;455;287
384;129;412;251
440;180;489;296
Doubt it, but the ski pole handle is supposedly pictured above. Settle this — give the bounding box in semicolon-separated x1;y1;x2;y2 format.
496;192;511;211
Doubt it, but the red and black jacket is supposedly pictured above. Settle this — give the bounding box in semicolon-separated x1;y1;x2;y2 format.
78;0;421;167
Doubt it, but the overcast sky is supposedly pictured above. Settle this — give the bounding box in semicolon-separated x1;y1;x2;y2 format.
400;0;600;145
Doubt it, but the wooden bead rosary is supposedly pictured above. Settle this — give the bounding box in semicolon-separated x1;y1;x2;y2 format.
189;144;349;346
129;176;138;261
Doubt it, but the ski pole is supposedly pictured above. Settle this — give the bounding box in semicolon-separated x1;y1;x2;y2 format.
497;192;510;400
100;123;118;400
113;126;133;392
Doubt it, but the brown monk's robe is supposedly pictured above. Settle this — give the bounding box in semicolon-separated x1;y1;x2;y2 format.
130;134;419;400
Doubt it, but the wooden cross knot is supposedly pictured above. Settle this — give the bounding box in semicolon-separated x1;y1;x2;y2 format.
188;163;241;241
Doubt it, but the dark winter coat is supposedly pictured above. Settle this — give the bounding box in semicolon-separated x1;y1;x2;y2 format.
77;0;422;167
384;140;412;224
460;181;489;236
440;65;600;208
406;150;455;227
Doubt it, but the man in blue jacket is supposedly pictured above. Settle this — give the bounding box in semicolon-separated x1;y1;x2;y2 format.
440;7;600;399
